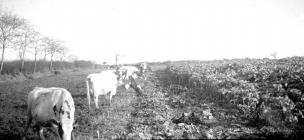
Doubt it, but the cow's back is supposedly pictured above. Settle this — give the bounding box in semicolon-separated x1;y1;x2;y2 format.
89;70;118;92
27;87;74;124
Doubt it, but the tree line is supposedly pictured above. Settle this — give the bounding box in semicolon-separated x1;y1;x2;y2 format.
0;10;91;74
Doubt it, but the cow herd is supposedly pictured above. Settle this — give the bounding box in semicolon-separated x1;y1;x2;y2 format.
23;62;150;140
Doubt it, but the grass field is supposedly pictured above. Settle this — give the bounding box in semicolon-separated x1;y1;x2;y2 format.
0;61;302;139
0;66;172;140
0;67;148;139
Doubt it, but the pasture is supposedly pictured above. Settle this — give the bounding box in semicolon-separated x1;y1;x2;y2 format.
0;68;141;139
0;60;303;139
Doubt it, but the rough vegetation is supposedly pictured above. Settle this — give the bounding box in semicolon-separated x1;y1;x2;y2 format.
0;60;103;83
165;57;304;139
1;57;304;139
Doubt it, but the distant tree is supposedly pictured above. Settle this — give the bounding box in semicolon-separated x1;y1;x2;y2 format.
30;31;42;73
14;22;36;72
56;46;68;69
43;45;48;61
57;46;68;62
67;54;78;62
44;37;64;70
41;37;51;61
0;11;24;73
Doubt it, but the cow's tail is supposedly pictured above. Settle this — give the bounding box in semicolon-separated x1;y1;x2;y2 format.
86;77;91;110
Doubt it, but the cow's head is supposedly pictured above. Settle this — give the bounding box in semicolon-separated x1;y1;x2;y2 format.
57;118;78;140
57;100;75;140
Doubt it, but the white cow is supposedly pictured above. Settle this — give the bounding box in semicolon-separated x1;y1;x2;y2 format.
117;66;144;89
138;62;151;80
86;70;123;109
25;87;76;140
119;66;140;79
117;62;150;87
139;62;148;72
119;62;149;80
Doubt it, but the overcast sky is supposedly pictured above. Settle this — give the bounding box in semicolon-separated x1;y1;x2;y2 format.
1;0;304;64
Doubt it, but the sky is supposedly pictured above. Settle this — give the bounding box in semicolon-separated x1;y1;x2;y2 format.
1;0;304;64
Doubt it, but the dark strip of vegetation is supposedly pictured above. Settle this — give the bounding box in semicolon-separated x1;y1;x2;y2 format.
1;60;102;75
0;60;108;83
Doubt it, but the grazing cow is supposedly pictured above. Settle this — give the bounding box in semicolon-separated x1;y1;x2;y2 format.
118;62;150;83
117;65;144;90
137;62;151;80
139;62;148;72
86;70;123;109
118;66;141;79
25;87;76;140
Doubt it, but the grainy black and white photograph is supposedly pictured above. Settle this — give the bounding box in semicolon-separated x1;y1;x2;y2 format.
1;0;304;139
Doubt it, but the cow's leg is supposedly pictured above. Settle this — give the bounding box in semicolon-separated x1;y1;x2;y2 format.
25;114;32;129
109;88;117;106
94;94;99;109
38;127;46;140
23;111;32;139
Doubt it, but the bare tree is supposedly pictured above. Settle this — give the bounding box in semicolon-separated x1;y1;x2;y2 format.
56;46;68;69
14;23;36;72
41;37;51;61
30;31;42;73
43;45;48;61
57;46;68;62
0;11;24;73
44;37;64;71
67;54;78;62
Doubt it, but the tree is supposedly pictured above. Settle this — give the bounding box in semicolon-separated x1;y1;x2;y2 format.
41;37;50;61
14;23;36;72
67;54;78;62
56;46;68;70
0;11;24;73
30;31;42;73
57;46;68;62
44;37;64;71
